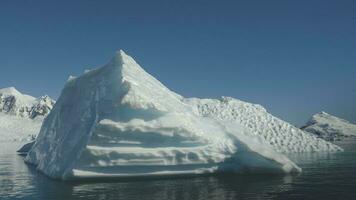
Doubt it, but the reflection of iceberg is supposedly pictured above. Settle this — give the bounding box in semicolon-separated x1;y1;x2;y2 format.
69;174;294;200
26;50;306;180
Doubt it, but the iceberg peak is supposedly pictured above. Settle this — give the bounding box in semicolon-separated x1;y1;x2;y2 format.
109;49;135;69
318;111;329;116
118;49;127;57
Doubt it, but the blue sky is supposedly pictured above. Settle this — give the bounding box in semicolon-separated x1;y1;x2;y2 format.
0;0;355;126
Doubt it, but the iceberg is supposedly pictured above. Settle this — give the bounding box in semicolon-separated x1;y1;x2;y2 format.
26;50;338;180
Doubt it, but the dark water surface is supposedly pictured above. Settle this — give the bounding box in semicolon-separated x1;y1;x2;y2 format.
1;140;355;200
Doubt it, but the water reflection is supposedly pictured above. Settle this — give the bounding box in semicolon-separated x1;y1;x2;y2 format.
24;163;297;200
68;174;294;200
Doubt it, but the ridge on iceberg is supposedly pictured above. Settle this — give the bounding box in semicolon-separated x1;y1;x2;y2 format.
301;111;356;141
28;50;305;180
184;98;341;153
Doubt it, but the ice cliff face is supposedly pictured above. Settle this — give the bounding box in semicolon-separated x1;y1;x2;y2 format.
0;87;55;141
25;50;338;180
301;112;356;141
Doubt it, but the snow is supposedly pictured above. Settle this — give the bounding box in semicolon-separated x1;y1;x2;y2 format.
0;87;55;119
0;87;37;117
301;111;356;141
29;95;55;119
0;112;41;142
0;87;55;142
25;50;340;180
185;97;341;153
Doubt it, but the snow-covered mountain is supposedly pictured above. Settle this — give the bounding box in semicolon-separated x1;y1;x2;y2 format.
0;87;54;119
25;50;340;180
0;87;55;141
301;111;356;141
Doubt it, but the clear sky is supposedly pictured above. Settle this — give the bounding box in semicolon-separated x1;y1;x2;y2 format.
0;0;355;126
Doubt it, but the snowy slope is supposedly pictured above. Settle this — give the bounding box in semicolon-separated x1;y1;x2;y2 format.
301;111;356;141
26;50;305;180
0;113;42;142
0;87;55;141
185;97;340;153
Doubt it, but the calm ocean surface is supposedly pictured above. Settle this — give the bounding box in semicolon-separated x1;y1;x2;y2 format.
1;139;355;200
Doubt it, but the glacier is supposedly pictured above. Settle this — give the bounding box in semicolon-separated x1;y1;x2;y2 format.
0;87;55;142
25;50;341;180
301;111;356;141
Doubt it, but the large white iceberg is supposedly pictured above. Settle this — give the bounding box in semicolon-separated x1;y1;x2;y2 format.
26;50;339;180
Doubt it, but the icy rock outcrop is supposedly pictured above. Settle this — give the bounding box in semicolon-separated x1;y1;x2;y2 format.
26;50;306;180
0;87;55;141
301;111;356;141
185;98;341;153
29;95;55;119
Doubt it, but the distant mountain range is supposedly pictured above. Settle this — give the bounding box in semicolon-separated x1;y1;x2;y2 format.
0;87;55;119
0;87;55;141
301;111;356;141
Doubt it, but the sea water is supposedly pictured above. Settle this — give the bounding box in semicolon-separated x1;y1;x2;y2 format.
0;139;355;200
